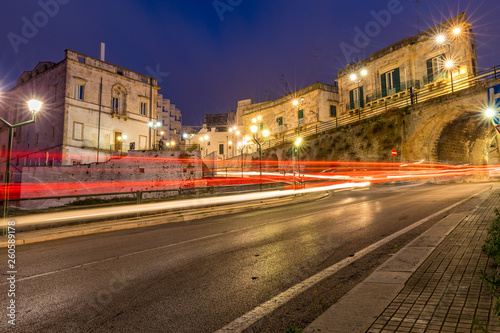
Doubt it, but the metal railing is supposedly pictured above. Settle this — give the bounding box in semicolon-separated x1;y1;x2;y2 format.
153;143;200;151
366;79;421;104
423;71;450;85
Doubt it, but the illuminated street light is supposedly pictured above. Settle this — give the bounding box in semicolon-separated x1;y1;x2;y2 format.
237;138;250;177
228;126;240;157
250;122;270;186
293;97;305;139
453;27;461;35
1;98;43;221
148;121;162;150
350;69;367;119
199;135;209;157
485;108;496;119
293;136;303;190
183;132;194;145
445;60;455;92
484;107;500;150
116;134;127;154
436;35;446;44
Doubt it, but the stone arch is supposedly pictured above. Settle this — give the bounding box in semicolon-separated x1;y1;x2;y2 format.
403;85;490;163
265;153;279;173
436;113;494;164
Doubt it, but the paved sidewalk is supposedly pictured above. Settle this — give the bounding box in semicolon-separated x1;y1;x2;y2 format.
306;184;500;333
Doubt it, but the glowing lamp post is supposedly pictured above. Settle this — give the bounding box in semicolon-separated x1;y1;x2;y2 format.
183;133;194;146
1;98;43;220
445;60;455;92
250;121;269;185
116;134;127;154
350;69;367;120
485;107;500;131
237;136;250;177
292;98;305;137
148;121;162;150
484;107;500;157
436;27;462;88
294;137;303;189
199;135;209;157
228;126;239;157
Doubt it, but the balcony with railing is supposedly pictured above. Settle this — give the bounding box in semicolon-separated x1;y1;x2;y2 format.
272;125;285;134
365;80;421;107
423;71;449;86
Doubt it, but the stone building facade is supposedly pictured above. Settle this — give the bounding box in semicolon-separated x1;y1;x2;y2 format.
0;49;161;169
236;82;339;146
336;13;478;116
156;95;182;145
191;124;238;160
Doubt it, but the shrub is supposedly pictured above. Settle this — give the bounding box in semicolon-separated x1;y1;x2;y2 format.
480;209;500;317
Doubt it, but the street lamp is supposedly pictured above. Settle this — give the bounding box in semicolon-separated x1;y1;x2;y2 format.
237;136;250;177
1;98;43;220
484;107;500;159
200;135;209;157
445;60;455;92
148;120;162;150
116;134;127;154
250;123;270;185
228;126;239;157
350;69;367;120
292;97;305;138
436;27;462;80
294;137;303;189
485;108;497;119
183;133;194;147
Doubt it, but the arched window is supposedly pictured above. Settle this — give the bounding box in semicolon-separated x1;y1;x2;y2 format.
111;84;127;115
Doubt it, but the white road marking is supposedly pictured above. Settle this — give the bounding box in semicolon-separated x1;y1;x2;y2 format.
214;189;488;333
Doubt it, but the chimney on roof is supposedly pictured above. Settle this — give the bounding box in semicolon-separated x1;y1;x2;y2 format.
99;42;105;62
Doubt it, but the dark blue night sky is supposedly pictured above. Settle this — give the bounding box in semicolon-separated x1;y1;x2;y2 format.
1;0;499;125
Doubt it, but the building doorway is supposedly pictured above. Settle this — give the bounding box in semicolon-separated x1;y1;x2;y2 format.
114;131;122;151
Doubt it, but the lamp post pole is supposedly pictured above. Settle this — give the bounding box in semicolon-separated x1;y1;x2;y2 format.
148;121;162;150
229;126;239;158
250;125;269;187
1;99;43;221
350;69;367;120
238;137;249;178
436;28;462;93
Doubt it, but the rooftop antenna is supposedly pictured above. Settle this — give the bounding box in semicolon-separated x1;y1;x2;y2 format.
416;0;421;33
281;74;289;95
264;89;271;101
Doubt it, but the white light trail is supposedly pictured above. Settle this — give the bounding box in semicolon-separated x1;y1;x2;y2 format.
4;182;370;228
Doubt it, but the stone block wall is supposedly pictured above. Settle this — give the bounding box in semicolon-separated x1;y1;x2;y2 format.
18;150;203;209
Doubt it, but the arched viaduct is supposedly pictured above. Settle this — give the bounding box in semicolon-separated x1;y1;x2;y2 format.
227;78;500;171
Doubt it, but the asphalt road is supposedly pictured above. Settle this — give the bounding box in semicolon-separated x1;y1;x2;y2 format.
0;182;493;332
